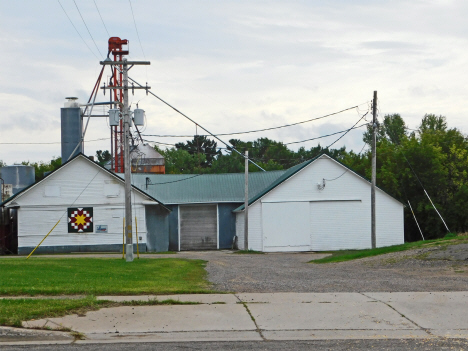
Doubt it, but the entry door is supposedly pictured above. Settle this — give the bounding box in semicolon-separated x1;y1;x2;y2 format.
262;202;310;252
179;205;217;250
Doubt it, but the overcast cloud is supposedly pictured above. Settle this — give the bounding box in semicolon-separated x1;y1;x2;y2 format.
0;0;467;164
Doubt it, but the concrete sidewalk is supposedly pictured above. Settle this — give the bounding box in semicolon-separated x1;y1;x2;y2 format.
3;292;468;345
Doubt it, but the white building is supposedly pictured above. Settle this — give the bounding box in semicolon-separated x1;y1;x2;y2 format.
1;154;168;255
235;154;404;252
1;153;404;255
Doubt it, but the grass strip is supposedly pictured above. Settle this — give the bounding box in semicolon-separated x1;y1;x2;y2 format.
310;233;468;264
0;297;200;328
0;258;213;296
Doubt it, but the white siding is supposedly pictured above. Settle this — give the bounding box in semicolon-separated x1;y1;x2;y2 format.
246;155;404;251
262;202;310;252
236;212;244;249
13;157;152;249
310;201;369;250
376;191;404;247
235;202;263;251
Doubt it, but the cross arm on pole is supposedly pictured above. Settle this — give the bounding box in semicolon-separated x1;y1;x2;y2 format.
100;61;151;65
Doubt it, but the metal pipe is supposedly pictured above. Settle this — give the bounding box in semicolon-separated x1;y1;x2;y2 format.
407;200;424;240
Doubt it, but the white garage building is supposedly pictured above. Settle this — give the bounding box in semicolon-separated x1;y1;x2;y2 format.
235;154;404;252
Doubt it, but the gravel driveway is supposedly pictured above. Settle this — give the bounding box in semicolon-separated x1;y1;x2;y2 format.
165;243;468;293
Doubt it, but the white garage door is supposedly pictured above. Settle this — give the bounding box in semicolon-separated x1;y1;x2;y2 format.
262;202;310;252
310;201;369;251
179;205;217;250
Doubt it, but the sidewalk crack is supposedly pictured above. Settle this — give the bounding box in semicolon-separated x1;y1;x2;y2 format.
360;292;434;337
234;294;266;341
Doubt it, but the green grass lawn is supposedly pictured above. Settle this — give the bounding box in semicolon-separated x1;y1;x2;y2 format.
0;257;213;296
310;233;468;264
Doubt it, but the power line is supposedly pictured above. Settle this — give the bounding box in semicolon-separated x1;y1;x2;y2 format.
284;122;369;146
127;76;266;172
93;0;110;37
146;174;203;185
57;0;99;60
142;105;361;138
323;142;368;182
73;0;104;58
142;140;177;147
326;111;369;149
0;138;110;145
128;0;146;60
143;124;371;150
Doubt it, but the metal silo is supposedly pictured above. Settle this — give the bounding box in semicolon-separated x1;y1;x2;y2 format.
0;165;35;194
61;97;83;164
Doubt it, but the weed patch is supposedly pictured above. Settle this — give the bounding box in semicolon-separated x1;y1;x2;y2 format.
0;297;201;328
234;250;264;254
310;234;468;264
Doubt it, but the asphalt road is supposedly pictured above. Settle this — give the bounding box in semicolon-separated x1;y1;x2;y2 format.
2;339;468;351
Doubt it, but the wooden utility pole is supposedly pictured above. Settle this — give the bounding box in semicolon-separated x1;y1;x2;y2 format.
100;58;150;262
122;59;134;262
371;91;377;249
244;150;249;250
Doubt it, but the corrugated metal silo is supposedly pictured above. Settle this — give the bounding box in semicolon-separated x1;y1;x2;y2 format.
61;97;83;164
0;165;35;194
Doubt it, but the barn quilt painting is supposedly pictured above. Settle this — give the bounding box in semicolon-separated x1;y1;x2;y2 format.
68;207;93;233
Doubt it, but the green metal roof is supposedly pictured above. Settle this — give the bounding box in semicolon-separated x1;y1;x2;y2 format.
128;171;285;204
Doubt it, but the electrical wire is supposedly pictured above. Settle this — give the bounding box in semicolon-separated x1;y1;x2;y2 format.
0;138;110;145
57;0;99;60
142;139;177;147
143;124;371;150
284;122;369;146
323;142;368;182
146;174;203;185
142;106;361;138
325;111;369;149
127;76;266;172
93;0;110;37
128;0;146;59
128;0;148;81
73;0;104;58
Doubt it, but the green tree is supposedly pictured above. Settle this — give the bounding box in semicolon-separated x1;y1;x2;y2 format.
22;157;62;182
419;114;447;133
157;147;207;174
364;113;468;241
175;136;221;168
363;114;407;145
96;150;111;166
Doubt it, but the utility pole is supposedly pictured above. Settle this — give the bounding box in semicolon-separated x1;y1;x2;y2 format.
0;177;4;203
122;59;133;262
371;91;377;249
100;57;150;262
244;150;249;250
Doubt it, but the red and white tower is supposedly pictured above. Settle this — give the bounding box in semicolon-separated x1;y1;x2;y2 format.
108;37;129;173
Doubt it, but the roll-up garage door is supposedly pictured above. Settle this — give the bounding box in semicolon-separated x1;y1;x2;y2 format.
179;205;217;250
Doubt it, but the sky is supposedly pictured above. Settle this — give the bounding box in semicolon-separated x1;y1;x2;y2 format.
0;0;467;165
